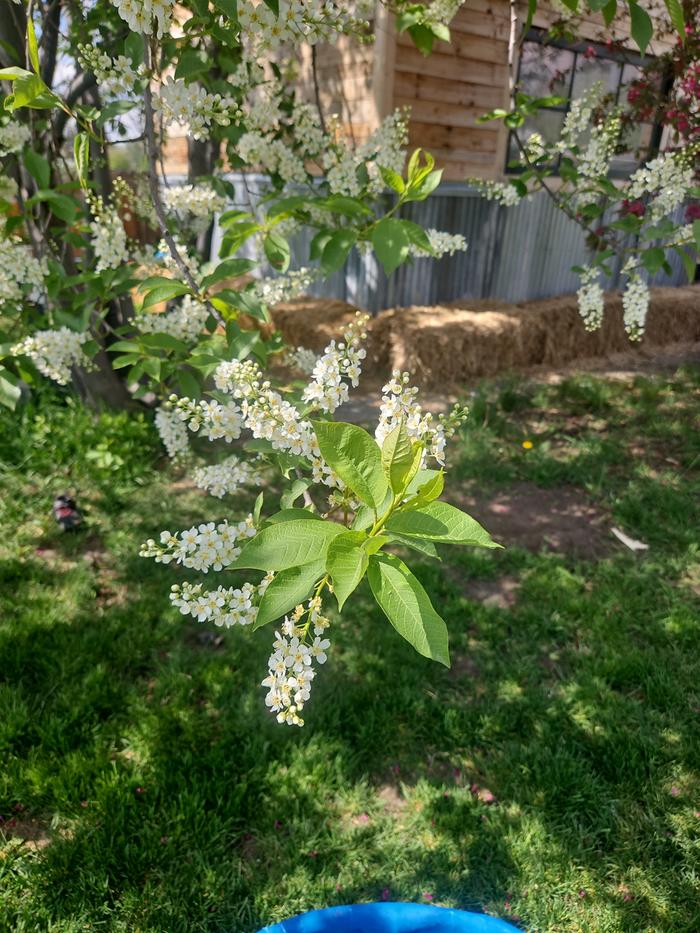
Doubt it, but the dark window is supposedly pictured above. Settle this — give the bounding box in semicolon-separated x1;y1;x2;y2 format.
507;30;659;177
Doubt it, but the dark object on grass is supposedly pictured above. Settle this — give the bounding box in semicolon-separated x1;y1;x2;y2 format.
53;495;82;531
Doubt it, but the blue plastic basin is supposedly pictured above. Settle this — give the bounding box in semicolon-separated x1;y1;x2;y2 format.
258;902;521;933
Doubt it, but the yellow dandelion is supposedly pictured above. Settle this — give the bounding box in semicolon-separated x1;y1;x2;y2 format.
522;440;533;450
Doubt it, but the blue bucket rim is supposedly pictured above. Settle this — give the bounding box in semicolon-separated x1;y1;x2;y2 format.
258;901;522;933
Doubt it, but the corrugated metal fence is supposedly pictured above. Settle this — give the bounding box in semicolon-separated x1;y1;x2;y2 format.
210;175;690;312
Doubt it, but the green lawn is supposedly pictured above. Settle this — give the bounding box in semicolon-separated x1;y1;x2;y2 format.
1;369;699;932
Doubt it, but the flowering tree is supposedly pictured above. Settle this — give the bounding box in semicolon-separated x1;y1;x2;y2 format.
0;0;690;725
469;3;699;338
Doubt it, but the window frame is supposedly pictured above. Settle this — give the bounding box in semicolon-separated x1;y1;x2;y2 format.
506;28;659;178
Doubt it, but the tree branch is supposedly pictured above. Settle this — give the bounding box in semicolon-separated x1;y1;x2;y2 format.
142;36;225;325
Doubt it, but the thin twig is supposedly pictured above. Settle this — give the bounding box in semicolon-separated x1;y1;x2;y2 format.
142;36;225;325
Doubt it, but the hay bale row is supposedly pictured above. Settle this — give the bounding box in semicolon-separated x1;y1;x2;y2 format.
271;285;700;387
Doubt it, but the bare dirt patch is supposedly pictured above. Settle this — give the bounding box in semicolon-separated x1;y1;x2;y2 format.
1;817;52;851
451;482;611;559
460;575;521;609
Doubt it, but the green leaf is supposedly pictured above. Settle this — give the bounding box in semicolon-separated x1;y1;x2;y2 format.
386;532;440;560
407;470;445;509
254;559;326;629
265;508;323;524
213;0;238;16
28;190;76;223
23;149;50;189
385;501;500;548
371;217;410;276
674;246;696;283
405;169;443;203
280;479;311;510
236;518;344;571
27;16;40;74
321;230;357;274
409;23;436;55
0;366;21;410
326;530;370;610
310;229;332;262
140;282;191;310
200;258;256;291
381;419;415;493
125;32;145;66
0;67;33;80
178;369;201;398
400;219;434;254
368;554;450;666
628;1;653;53
601;0;617;24
263;230;290;272
7;73;54;109
139;333;189;353
73;132;90;190
664;0;685;36
379;166;405;194
175;48;209;80
693;220;700;252
312;421;389;510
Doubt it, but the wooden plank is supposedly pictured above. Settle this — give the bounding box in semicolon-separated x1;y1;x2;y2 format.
396;96;494;129
397;29;507;66
393;71;507;110
396;45;508;87
408;121;500;152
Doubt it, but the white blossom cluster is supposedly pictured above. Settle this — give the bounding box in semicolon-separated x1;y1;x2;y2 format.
162;184;227;222
324;111;409;197
626;149;697;222
237;0;374;59
578;113;621;181
110;0;173;38
409;229;468;259
423;0;466;28
0;176;18;203
238;131;309;185
621;263;650;341
88;194;130;273
170;576;272;627
576;266;605;331
154;78;240;140
375;371;467;466
140;516;257;572
174;397;244;442
0;238;47;308
210;359;338;486
138;295;210;344
261;599;331;726
472;179;522;207
250;267;318;306
302;314;368;412
155;406;190;459
0;120;30;156
77;44;146;96
559;85;602;148
288;346;319;374
192;455;260;498
13;327;93;385
524;132;547;162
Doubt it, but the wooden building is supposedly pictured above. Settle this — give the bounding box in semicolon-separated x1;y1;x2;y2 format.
296;0;676;182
